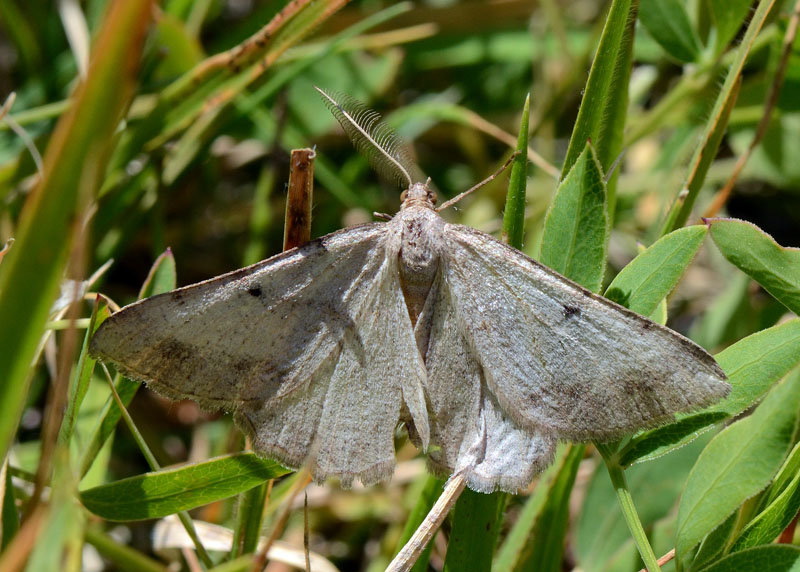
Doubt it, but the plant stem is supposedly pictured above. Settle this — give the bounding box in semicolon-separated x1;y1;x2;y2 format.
597;443;662;572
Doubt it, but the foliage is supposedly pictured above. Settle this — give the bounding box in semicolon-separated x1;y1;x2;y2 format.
1;0;799;570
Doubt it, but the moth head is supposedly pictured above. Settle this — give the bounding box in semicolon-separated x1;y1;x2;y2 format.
401;180;437;207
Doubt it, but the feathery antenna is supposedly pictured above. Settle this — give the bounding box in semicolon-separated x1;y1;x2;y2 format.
315;87;415;189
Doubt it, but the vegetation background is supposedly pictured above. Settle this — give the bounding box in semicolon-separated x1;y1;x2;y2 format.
1;0;799;571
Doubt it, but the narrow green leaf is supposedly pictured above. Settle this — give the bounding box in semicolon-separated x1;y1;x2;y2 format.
695;545;800;572
443;489;506;572
676;373;800;560
732;417;800;551
138;248;177;299
604;225;707;316
639;0;701;63
1;460;19;550
58;299;110;446
618;412;728;467
561;0;635;177
540;142;608;292
710;319;800;417
393;475;445;572
232;481;268;557
501;93;530;249
707;218;800;316
80;453;288;521
0;0;153;462
493;444;582;572
26;456;84;572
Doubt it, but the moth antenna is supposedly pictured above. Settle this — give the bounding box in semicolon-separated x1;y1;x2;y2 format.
315;87;415;189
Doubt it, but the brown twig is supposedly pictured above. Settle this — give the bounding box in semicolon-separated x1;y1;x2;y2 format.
704;0;800;218
386;474;467;572
284;149;316;250
638;548;675;572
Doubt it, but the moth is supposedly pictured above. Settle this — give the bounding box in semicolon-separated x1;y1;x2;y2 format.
90;89;729;493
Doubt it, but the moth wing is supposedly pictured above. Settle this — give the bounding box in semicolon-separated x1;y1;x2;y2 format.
417;275;555;493
90;223;428;486
441;224;729;442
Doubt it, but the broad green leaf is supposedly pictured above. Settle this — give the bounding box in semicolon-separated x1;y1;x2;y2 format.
0;0;153;462
501;93;530;249
540;143;608;292
443;489;506;572
709;0;755;56
618;412;728;467
710;319;800;417
639;0;700;63
690;512;739;572
578;437;709;572
494;445;582;572
561;0;635;178
676;373;800;560
80;453;288;521
393;475;445;572
696;545;800;572
732;421;800;551
604;225;707;316
708;218;800;316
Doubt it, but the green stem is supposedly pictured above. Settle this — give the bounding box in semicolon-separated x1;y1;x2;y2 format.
597;442;662;572
105;367;214;569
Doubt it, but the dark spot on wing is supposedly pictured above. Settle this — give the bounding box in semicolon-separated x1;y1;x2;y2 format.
247;285;263;298
563;305;581;318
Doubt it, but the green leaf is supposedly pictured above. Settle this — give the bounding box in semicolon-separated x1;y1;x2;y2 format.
540;143;608;292
80;453;288;521
676;373;800;560
732;419;800;551
696;545;800;572
604;225;707;316
493;444;582;572
708;0;755;56
618;412;728;467
707;218;800;316
561;0;636;178
501;93;530;249
690;511;739;572
138;248;178;299
710;319;800;417
0;0;153;463
639;0;701;63
1;461;19;550
443;489;506;572
58;299;110;446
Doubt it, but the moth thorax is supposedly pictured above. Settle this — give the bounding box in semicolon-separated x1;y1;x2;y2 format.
400;182;437;209
397;209;440;326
